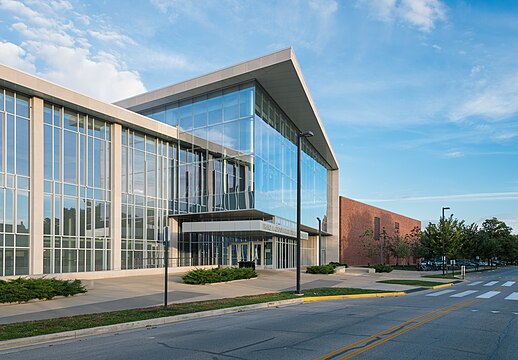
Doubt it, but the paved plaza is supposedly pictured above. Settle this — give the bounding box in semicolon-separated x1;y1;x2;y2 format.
0;267;453;325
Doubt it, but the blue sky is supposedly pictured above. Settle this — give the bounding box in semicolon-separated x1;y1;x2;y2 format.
1;0;517;232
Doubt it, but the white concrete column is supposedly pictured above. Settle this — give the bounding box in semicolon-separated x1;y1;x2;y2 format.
169;217;179;267
326;169;340;263
30;97;44;275
111;123;122;271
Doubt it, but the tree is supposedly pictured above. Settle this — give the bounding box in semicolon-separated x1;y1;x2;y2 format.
387;230;410;265
460;223;479;260
358;229;380;263
421;215;465;260
478;217;513;266
407;226;426;259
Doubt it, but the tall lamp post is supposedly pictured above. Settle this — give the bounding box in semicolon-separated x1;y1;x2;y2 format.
381;227;386;265
441;207;450;275
163;226;170;308
317;217;322;266
297;131;314;295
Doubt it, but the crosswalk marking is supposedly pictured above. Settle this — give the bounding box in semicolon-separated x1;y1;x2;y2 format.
505;292;518;301
484;281;498;287
502;281;515;287
426;289;456;297
451;290;478;298
476;291;500;299
467;281;483;286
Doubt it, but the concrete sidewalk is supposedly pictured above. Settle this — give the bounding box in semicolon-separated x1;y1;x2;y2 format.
0;267;451;325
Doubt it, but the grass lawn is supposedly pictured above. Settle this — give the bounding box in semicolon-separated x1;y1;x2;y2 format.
422;274;458;279
0;287;391;341
377;279;449;287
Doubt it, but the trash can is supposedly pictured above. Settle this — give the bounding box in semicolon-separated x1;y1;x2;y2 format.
238;261;255;270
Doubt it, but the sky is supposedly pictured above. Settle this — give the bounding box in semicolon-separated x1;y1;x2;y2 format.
0;0;517;233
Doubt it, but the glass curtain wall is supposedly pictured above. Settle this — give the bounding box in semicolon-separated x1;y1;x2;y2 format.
254;85;328;229
179;233;228;267
143;83;255;216
43;103;112;273
121;128;173;269
141;81;328;268
0;88;30;276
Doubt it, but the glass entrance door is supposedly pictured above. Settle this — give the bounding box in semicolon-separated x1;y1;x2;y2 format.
252;242;263;268
230;242;249;266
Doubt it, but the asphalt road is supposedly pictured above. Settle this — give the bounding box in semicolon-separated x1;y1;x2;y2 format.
2;267;517;360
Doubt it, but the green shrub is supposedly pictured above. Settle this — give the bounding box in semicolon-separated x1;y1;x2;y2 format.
374;264;393;273
391;265;418;271
182;267;257;285
0;278;86;303
306;264;335;274
328;262;348;269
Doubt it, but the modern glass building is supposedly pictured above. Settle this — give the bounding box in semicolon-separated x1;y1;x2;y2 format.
0;48;339;278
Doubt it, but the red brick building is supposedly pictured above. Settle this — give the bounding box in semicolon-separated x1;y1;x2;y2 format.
339;197;421;266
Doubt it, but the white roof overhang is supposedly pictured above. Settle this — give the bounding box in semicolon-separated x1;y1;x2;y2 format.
115;48;338;170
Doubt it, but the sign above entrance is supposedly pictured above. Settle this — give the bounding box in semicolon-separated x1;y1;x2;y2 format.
182;220;309;240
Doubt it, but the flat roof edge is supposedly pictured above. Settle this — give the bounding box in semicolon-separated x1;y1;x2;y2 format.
0;63;178;140
114;48;294;109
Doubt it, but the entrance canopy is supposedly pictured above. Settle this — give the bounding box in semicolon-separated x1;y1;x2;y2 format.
182;220;309;240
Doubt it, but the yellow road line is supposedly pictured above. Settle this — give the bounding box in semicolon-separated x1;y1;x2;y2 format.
316;298;478;360
304;292;406;302
431;283;454;289
337;299;479;359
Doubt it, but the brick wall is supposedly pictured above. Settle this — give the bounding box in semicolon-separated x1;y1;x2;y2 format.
339;197;421;266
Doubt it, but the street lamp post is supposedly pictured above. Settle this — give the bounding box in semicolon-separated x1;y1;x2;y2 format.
163;226;170;308
381;227;386;265
317;217;322;266
297;131;314;295
441;207;450;275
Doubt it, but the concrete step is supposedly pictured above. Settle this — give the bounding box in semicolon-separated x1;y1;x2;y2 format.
336;267;375;274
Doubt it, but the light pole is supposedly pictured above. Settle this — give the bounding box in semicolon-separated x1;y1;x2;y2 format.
297;130;314;295
381;227;386;265
317;217;322;265
163;226;170;308
441;207;450;275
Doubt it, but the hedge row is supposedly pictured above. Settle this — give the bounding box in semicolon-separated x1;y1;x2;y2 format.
182;267;257;284
306;262;348;274
374;264;393;273
0;278;87;303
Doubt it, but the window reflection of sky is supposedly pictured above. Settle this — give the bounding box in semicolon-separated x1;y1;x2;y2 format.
143;83;328;229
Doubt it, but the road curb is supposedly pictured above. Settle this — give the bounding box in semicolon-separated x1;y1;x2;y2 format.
432;283;454;289
304;292;406;302
0;298;303;351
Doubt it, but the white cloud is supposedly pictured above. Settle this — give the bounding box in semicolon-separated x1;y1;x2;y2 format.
358;0;446;33
470;65;483;76
0;41;35;72
149;0;339;53
399;0;446;32
12;22;75;47
444;151;464;158
358;191;518;203
451;72;518;121
31;43;146;102
0;0;52;27
309;0;338;18
134;48;193;71
89;30;136;47
48;0;73;11
0;0;147;102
